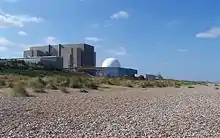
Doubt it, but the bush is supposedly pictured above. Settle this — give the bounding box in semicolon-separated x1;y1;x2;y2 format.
11;83;28;97
46;83;58;90
215;87;219;90
122;80;133;88
28;77;46;88
69;77;84;88
84;80;99;90
6;81;14;88
214;84;219;86
124;83;133;88
0;80;6;87
175;85;181;88
139;81;155;88
59;87;69;93
33;88;46;93
188;86;195;88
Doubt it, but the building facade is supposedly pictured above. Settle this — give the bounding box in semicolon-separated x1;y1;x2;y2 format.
23;43;96;69
101;67;137;77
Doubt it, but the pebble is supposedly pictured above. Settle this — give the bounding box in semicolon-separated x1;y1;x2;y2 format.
1;87;220;137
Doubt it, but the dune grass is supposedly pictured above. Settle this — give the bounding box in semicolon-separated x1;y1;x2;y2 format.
10;83;29;97
0;73;210;97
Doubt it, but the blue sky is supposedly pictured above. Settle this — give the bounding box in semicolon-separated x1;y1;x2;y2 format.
0;0;220;81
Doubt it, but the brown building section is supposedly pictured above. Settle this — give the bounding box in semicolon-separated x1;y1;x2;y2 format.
23;43;96;69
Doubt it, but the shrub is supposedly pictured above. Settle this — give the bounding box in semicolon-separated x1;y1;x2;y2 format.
28;77;46;88
100;77;121;85
33;88;46;93
125;83;133;88
79;89;89;93
175;85;181;88
188;86;195;88
11;83;28;97
69;77;84;88
139;81;155;88
46;83;58;90
215;87;219;90
0;80;6;87
122;80;133;88
6;81;14;88
84;80;99;90
214;84;219;86
59;87;69;93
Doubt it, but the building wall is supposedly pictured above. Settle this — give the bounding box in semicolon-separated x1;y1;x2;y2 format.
145;74;157;80
23;43;96;69
94;52;96;66
23;50;33;57
16;56;63;70
40;56;63;70
102;67;137;77
83;44;95;67
61;47;72;68
33;50;45;57
30;46;49;56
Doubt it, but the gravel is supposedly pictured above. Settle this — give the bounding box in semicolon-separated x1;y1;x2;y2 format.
1;86;220;137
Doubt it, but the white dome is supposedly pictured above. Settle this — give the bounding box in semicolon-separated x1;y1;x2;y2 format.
102;58;121;68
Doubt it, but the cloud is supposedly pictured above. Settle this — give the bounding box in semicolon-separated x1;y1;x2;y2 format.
18;31;28;36
0;10;43;28
21;36;59;50
177;48;188;52
110;11;129;20
0;37;15;51
106;47;127;56
196;27;220;38
0;36;60;57
91;21;111;29
45;36;58;45
84;37;102;43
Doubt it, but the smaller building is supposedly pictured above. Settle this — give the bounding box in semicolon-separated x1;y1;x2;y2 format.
13;56;63;70
145;74;157;80
103;67;137;77
100;58;137;77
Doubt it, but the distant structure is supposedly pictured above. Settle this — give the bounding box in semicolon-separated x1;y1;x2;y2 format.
145;74;157;80
1;43;139;77
23;43;96;69
100;57;137;77
102;58;121;68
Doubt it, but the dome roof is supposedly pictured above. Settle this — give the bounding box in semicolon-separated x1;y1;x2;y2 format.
102;58;121;68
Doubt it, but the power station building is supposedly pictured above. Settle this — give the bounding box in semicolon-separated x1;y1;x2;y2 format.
100;58;137;77
23;43;96;69
2;43;138;77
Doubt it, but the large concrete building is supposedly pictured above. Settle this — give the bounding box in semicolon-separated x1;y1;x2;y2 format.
23;43;96;69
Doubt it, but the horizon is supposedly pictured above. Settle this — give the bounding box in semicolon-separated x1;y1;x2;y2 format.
0;0;220;81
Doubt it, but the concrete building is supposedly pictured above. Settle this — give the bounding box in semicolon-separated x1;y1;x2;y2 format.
23;43;96;69
0;56;63;70
145;74;157;80
100;58;137;77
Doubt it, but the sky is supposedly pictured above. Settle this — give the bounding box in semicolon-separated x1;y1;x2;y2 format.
0;0;220;81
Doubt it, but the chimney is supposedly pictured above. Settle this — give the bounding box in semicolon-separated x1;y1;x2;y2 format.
48;45;51;56
58;44;62;56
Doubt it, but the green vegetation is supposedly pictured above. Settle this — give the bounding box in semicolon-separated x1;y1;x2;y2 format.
11;83;29;97
59;87;69;93
0;59;211;97
188;86;195;88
